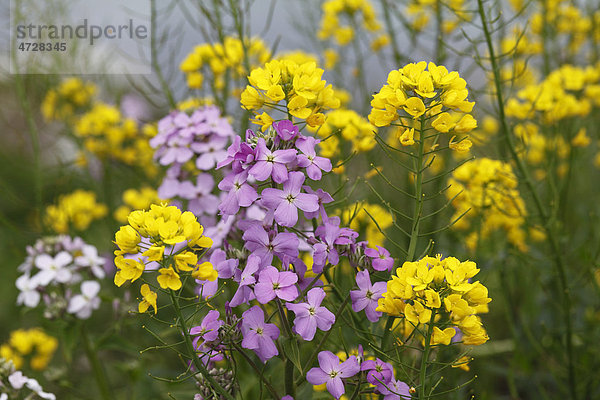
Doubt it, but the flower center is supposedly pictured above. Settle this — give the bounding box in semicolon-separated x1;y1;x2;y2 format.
366;290;373;299
329;370;339;378
272;282;280;290
286;194;295;203
266;155;275;163
256;327;264;335
308;307;316;316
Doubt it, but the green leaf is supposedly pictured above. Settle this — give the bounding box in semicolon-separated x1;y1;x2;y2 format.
282;337;303;373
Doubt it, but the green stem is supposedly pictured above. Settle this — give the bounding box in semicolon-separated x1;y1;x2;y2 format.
276;299;296;397
476;1;576;399
11;29;42;226
419;310;436;400
434;0;446;64
407;118;427;262
380;0;403;65
231;341;280;399
150;0;176;109
169;290;235;400
80;324;112;400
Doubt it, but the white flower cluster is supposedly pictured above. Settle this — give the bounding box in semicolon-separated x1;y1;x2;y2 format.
16;236;106;319
0;359;55;400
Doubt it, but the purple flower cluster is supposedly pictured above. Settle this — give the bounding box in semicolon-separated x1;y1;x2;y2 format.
306;351;411;399
150;106;236;245
171;118;403;396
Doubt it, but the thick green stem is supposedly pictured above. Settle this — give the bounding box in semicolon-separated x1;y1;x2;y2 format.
419;310;436;400
434;0;446;64
476;1;576;399
407;119;427;262
80;324;112;400
169;290;235;400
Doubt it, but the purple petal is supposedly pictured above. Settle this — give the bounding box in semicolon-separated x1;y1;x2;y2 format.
275;202;298;227
254;282;276;304
338;356;360;378
355;270;372;291
271;163;289;184
261;188;284;209
326;377;345;399
307;287;326;307
294;193;319;213
317;350;339;373
276;286;298;302
306;368;329;386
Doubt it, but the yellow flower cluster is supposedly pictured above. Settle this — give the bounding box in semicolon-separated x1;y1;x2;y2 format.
44;190;108;234
369;62;476;151
311;109;377;159
73;103;157;175
0;328;58;371
405;0;471;33
41;78;97;122
114;204;217;305
377;255;491;346
241;59;340;127
513;122;575;180
180;36;271;90
114;187;164;224
530;1;592;54
505;63;600;123
318;0;388;49
447;158;528;252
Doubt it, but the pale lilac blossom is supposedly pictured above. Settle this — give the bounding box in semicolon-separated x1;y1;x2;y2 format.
261;171;319;227
240;306;280;362
306;351;360;399
286;288;335;341
254;266;299;303
350;270;386;322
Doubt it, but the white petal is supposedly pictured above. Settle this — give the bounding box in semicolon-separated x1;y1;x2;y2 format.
81;280;101;297
55;251;73;267
67;295;86;313
77;305;93;319
35;254;53;270
55;267;73;283
23;290;41;308
8;371;28;389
